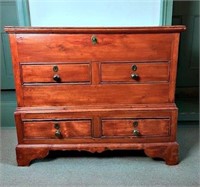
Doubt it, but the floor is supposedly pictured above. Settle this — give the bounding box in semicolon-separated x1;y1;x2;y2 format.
0;124;199;187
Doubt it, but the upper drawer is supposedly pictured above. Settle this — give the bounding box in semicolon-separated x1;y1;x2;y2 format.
16;33;174;62
21;63;91;84
101;62;169;83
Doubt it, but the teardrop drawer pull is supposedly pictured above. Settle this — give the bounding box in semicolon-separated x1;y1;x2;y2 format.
133;129;140;136
55;129;62;138
131;73;139;80
53;74;61;82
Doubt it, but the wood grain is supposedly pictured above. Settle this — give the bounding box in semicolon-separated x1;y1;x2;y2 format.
16;142;179;166
15;106;177;144
169;33;180;102
21;63;91;83
102;119;170;137
23;120;92;139
16;34;173;62
23;84;169;106
16;145;49;166
8;34;24;106
5;26;186;34
101;62;169;83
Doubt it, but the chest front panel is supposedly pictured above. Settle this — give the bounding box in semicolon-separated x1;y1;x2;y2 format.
13;33;178;107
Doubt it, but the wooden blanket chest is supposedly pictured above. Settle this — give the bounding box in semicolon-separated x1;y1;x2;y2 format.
5;26;185;166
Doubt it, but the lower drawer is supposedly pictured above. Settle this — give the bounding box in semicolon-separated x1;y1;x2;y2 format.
16;105;177;143
23;120;92;139
102;118;170;137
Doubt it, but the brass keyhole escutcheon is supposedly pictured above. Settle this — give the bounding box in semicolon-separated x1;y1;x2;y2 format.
132;65;137;71
91;35;98;44
133;121;138;127
53;65;58;72
54;123;60;129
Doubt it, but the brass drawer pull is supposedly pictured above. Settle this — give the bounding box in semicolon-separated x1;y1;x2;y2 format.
131;73;139;80
53;74;61;82
133;129;140;136
91;35;97;44
55;129;62;138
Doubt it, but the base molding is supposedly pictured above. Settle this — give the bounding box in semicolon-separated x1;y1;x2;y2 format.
16;142;179;166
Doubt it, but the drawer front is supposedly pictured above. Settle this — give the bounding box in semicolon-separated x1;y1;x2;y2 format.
21;63;91;84
23;84;169;106
23;120;92;139
16;33;173;62
18;106;177;144
102;119;170;137
101;62;169;83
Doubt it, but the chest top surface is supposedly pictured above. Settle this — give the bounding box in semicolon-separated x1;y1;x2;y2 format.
5;25;186;33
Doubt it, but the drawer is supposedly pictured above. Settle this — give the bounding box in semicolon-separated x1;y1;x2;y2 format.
23;120;92;139
16;33;174;62
101;62;169;83
21;63;91;84
102;119;170;137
